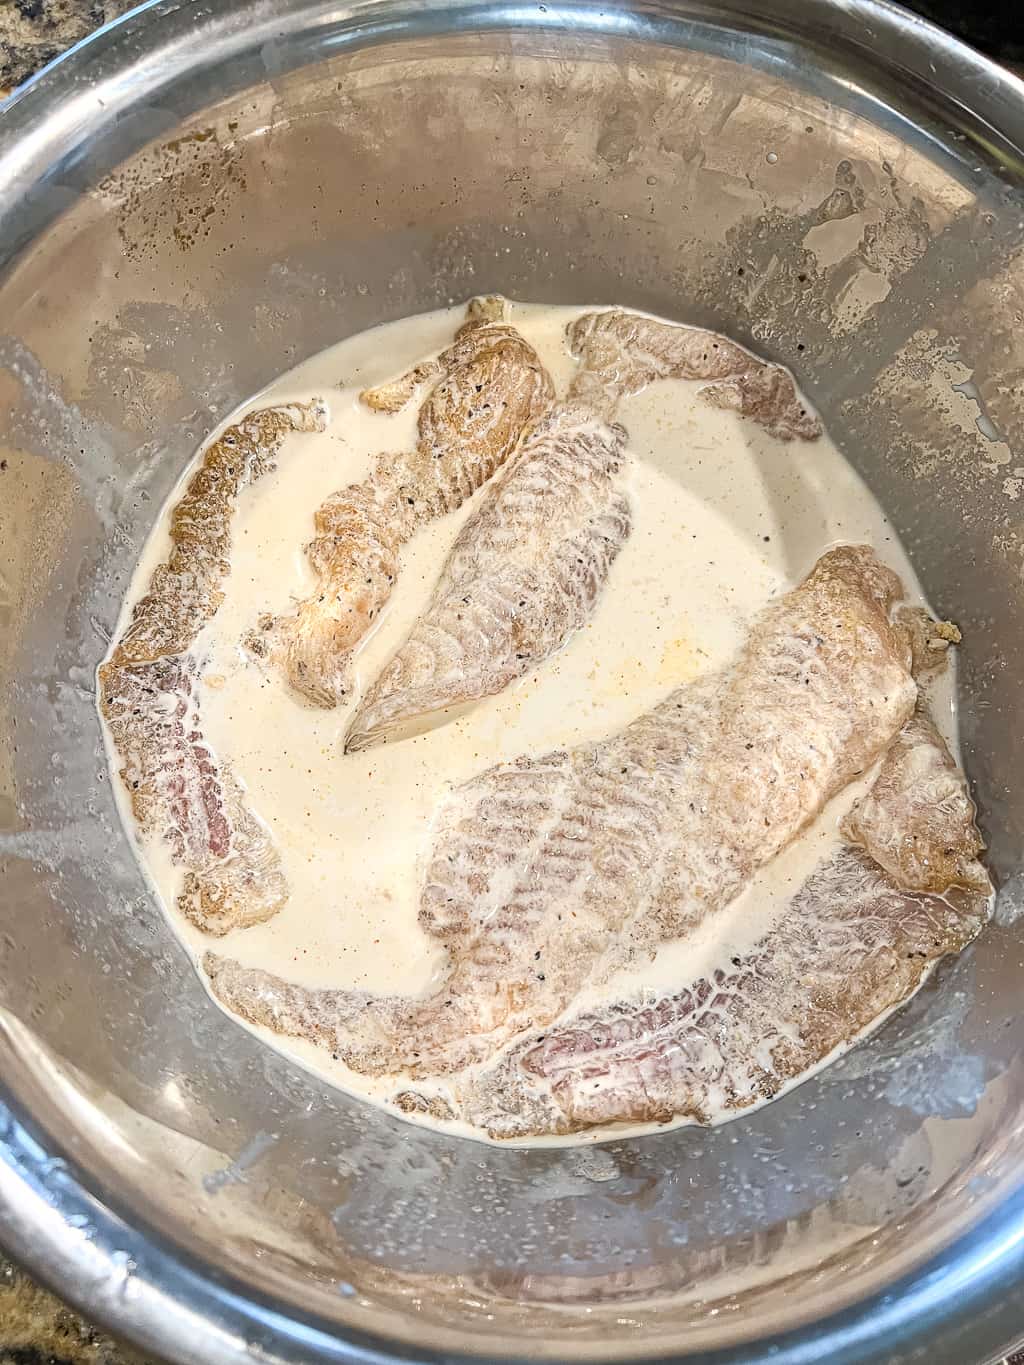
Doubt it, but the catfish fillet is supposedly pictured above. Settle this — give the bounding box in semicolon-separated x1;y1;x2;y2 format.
205;545;917;1071
567;309;822;440
99;401;327;934
464;706;989;1138
344;407;632;750
346;309;823;750
248;298;554;707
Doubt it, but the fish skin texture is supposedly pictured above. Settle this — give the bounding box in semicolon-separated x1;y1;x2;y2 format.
205;545;918;1076
567;309;823;441
248;301;554;707
344;407;631;751
841;705;988;894
464;844;987;1139
99;401;326;934
462;644;991;1137
347;310;823;749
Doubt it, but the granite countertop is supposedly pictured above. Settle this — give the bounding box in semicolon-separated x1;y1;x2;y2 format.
0;1255;155;1365
0;3;1022;1364
0;0;136;94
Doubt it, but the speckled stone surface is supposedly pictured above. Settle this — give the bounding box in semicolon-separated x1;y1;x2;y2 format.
0;0;136;93
0;0;1021;1362
0;1253;156;1364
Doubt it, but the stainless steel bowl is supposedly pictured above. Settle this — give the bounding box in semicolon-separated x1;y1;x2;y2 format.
2;1;1024;1361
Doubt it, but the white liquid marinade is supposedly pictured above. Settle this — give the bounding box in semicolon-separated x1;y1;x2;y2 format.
103;302;958;1145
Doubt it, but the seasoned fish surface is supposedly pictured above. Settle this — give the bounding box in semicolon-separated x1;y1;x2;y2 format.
345;408;632;750
205;546;917;1073
348;308;823;749
567;310;822;440
466;851;986;1138
841;707;987;894
99;402;326;934
250;300;554;707
467;705;990;1138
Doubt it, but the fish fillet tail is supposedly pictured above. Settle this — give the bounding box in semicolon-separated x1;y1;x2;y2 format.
100;402;325;932
259;304;553;707
567;310;822;440
346;411;631;749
